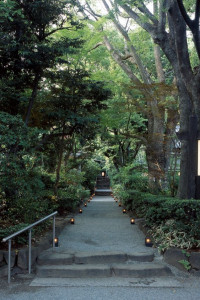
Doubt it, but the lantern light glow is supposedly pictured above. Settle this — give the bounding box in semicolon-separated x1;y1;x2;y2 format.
145;237;153;247
131;218;135;224
54;237;59;247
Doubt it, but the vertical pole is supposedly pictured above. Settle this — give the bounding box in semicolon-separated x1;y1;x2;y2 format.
8;239;11;284
53;216;55;249
28;229;32;274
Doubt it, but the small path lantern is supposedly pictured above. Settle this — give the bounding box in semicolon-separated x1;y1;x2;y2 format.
54;237;59;247
145;237;153;247
70;218;75;224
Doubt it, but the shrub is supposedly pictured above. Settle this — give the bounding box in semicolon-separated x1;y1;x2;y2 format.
0;223;32;246
81;160;101;192
56;168;90;213
111;180;200;251
149;221;200;253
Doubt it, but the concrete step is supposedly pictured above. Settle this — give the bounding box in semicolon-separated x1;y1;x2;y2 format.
36;264;111;278
96;182;110;185
96;187;110;190
112;263;172;277
37;252;74;265
95;189;112;196
95;192;112;196
36;262;172;278
37;251;154;266
96;183;110;187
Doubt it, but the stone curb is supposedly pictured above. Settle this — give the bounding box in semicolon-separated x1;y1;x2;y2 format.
164;248;200;273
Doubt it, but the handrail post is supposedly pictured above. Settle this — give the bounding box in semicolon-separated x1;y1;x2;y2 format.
8;239;11;284
53;215;55;249
2;211;58;283
28;229;32;274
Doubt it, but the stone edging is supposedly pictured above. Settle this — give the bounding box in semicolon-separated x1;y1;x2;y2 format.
135;218;200;275
164;248;200;275
0;217;67;278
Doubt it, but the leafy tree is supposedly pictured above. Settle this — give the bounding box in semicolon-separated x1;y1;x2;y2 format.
78;0;179;192
31;65;111;192
0;0;82;123
108;0;200;199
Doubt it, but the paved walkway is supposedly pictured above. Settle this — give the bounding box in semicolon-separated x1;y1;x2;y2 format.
57;195;153;254
1;195;200;299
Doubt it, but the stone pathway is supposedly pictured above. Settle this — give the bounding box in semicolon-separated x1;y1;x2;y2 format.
3;194;200;299
32;195;174;280
57;195;153;253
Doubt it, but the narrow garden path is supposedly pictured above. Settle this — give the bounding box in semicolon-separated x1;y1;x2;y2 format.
1;195;197;300
57;195;153;253
32;194;175;282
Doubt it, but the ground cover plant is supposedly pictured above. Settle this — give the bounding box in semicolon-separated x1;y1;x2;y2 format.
109;164;200;253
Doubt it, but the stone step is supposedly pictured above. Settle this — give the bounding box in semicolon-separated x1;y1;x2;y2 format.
112;263;172;277
96;181;110;185
36;263;172;278
96;180;110;184
95;192;112;196
96;186;110;190
96;183;110;186
95;190;112;196
36;264;112;278
37;251;154;266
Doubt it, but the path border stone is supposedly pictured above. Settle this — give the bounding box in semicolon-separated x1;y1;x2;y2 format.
164;247;200;273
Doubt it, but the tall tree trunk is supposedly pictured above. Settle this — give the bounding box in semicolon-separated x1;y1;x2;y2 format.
54;131;65;195
25;72;41;126
115;0;199;198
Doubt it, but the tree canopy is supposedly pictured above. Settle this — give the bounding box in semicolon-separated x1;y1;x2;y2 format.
1;0;200;246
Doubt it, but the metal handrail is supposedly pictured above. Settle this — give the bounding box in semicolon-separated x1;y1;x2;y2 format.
2;211;58;284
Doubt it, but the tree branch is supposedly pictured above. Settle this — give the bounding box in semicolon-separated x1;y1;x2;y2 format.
103;36;140;83
102;0;152;84
121;54;133;61
195;0;200;25
118;131;148;145
158;0;168;32
44;26;75;38
89;42;104;51
86;1;102;19
134;0;158;25
177;0;194;29
117;3;156;36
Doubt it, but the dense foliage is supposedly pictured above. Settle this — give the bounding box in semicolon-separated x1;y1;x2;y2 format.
110;169;200;252
0;0;109;247
1;0;200;254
